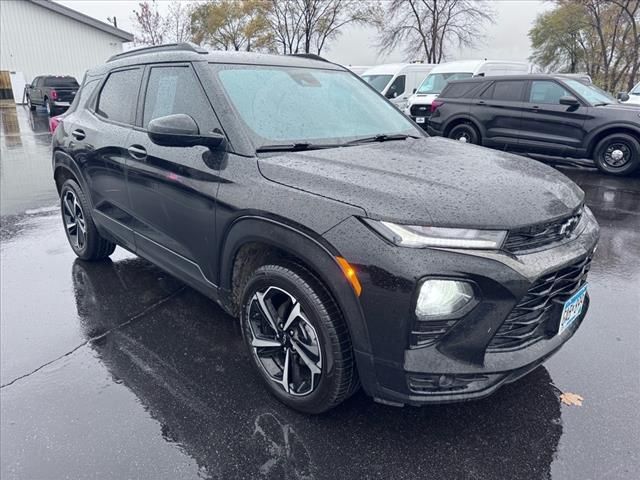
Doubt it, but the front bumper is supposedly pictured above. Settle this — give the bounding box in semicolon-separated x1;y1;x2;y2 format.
324;211;599;406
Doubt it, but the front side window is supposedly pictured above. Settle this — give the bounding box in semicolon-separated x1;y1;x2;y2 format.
96;68;142;124
214;65;418;147
417;72;474;95
631;82;640;95
143;66;210;128
562;78;615;105
529;81;570;105
385;75;406;98
361;74;393;93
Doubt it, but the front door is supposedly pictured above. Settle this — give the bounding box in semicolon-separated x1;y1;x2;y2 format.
125;63;223;291
518;80;588;156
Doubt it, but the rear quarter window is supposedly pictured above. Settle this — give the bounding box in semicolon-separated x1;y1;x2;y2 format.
440;82;479;98
96;68;142;125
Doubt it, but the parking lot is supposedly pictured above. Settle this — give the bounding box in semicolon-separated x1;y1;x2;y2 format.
1;105;639;479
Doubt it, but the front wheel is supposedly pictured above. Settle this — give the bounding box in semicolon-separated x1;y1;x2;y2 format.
448;122;480;145
27;96;36;111
593;133;640;176
60;179;116;260
240;263;358;414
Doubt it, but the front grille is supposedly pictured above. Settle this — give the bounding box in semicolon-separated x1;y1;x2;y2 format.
488;255;592;352
410;104;431;117
504;210;583;253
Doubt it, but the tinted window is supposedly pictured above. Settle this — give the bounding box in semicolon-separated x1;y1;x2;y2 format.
44;76;79;87
442;82;476;98
385;75;406;98
96;68;142;124
143;66;209;128
491;81;525;101
529;81;570;105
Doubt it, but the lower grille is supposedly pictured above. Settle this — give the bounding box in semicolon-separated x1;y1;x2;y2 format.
408;373;496;395
488;255;592;352
410;318;458;348
410;104;431;117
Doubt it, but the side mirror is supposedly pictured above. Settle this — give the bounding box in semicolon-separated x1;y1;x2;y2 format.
413;88;417;94
147;114;224;148
559;95;580;106
617;92;630;102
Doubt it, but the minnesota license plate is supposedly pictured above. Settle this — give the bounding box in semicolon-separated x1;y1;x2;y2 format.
559;284;587;335
416;117;425;124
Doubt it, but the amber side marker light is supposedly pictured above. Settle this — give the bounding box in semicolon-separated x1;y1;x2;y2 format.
336;257;362;297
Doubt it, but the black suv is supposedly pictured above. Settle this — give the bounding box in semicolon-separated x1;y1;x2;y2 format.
27;75;79;116
427;74;640;176
52;45;599;413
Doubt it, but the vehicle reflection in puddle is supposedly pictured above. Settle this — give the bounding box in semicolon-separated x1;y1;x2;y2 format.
69;257;563;479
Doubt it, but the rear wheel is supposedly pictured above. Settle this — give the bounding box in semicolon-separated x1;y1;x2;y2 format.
240;263;358;413
593;133;640;176
60;179;116;260
448;122;480;145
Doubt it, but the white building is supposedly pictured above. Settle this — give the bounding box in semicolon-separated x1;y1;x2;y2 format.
0;0;133;100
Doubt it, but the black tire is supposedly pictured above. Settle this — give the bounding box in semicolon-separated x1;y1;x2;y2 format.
27;96;36;111
45;98;55;117
60;179;116;261
448;122;480;145
593;133;640;176
240;263;359;414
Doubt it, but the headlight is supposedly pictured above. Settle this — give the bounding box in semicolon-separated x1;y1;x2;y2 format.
416;279;475;317
364;220;507;249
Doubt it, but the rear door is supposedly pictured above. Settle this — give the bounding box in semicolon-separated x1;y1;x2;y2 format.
31;77;43;103
69;67;143;249
518;80;588;155
125;63;222;289
474;79;527;149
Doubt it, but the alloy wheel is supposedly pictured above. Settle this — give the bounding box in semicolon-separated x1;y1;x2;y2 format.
603;142;631;168
62;190;87;250
246;286;322;396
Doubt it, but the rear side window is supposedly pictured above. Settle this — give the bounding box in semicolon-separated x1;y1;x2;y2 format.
44;76;79;88
96;68;142;124
142;66;210;128
67;78;99;114
529;81;570;105
441;82;476;98
480;81;525;101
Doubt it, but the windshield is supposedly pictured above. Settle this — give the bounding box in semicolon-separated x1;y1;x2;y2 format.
361;74;393;92
44;77;79;87
563;79;616;105
214;65;419;147
631;82;640;95
417;72;473;94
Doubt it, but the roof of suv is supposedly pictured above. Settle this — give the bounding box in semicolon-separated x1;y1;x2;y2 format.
88;46;344;76
448;74;583;84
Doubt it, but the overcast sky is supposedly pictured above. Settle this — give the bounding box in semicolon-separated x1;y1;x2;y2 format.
57;0;551;66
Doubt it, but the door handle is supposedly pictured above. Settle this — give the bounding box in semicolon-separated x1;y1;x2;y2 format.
71;129;85;140
531;105;541;112
127;145;147;160
476;100;486;106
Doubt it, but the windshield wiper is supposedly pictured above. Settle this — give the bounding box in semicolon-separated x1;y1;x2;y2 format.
342;133;419;146
256;142;334;153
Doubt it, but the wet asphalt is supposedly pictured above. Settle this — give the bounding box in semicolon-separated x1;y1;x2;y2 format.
1;105;639;480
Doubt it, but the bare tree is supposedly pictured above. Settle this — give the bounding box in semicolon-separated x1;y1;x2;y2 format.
132;0;168;46
268;0;367;55
166;1;193;43
368;0;495;63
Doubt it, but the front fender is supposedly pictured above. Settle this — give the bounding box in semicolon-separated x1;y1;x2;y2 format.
217;215;372;358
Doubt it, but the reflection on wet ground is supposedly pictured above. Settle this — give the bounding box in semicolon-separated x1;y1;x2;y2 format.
1;104;639;479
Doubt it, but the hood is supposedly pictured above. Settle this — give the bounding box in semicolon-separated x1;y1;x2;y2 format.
599;102;640;115
409;93;439;106
258;137;584;229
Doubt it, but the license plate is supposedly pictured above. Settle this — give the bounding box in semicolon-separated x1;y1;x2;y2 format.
559;284;587;334
416;117;425;124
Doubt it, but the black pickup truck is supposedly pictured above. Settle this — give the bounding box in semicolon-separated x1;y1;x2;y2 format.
26;75;79;116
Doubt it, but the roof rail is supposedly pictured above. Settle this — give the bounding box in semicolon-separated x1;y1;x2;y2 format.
289;53;329;63
107;43;207;62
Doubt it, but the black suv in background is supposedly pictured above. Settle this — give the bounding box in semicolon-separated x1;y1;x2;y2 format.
27;75;79;116
427;75;640;176
52;45;599;413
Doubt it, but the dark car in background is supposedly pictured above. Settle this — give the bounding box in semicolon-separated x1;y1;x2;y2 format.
27;75;79;116
52;45;599;413
427;74;640;176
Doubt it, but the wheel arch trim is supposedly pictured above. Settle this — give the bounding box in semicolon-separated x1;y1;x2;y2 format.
442;115;485;138
585;123;640;157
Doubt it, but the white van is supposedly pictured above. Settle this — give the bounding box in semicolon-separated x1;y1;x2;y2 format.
405;60;530;124
362;63;436;109
344;65;372;76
